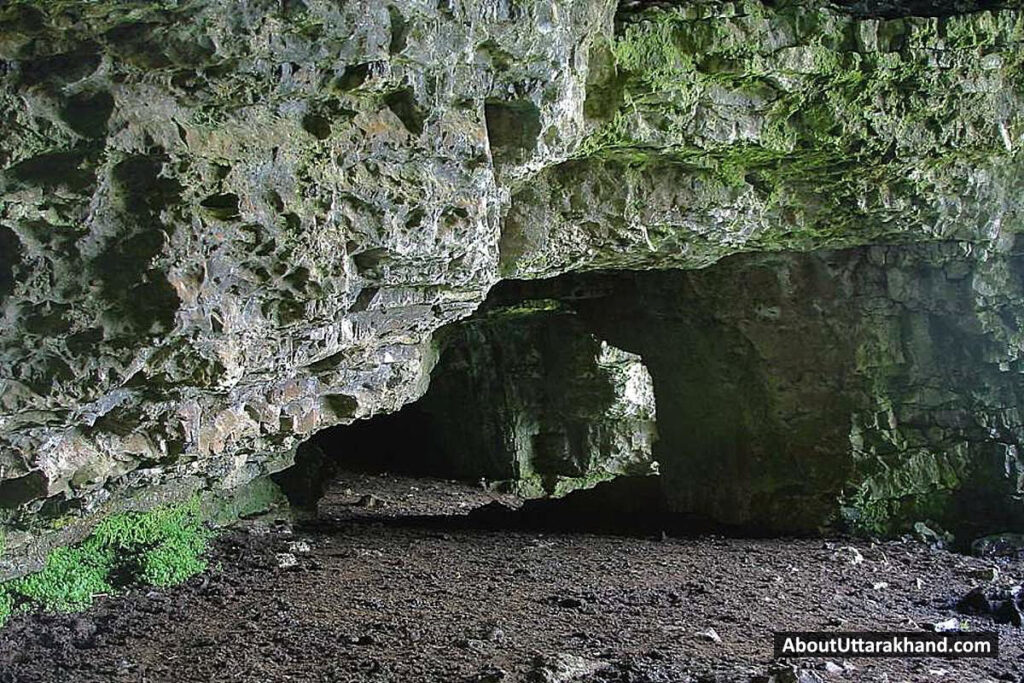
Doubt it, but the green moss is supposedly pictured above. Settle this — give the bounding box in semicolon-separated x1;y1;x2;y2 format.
549;470;618;498
89;497;206;550
578;2;1023;231
841;447;970;536
0;587;12;628
139;533;208;587
200;476;287;527
842;483;956;537
0;499;212;627
8;543;114;613
91;498;212;588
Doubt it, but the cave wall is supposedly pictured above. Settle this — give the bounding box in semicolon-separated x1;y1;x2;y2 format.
0;0;1022;571
0;0;613;575
501;2;1024;278
537;242;1024;537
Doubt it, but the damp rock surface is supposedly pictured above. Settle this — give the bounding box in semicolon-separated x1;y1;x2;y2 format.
0;0;613;574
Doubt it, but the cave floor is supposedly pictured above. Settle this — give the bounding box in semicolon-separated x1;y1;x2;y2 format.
2;473;1024;683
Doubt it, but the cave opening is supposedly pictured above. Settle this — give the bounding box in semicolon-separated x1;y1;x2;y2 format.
276;281;661;523
277;243;1024;541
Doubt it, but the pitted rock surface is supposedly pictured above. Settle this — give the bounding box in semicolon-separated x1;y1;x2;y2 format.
2;0;1024;572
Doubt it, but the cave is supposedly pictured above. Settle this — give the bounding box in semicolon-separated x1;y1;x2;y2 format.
274;239;1024;544
3;0;1024;679
489;244;1024;541
276;288;660;515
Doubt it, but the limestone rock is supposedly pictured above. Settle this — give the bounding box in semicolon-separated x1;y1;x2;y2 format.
1;0;1024;573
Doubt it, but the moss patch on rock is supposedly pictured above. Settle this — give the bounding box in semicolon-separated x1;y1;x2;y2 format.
568;1;1024;254
587;1;1024;159
0;499;212;627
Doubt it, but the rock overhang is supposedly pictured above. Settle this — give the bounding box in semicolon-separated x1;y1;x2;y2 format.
0;0;1022;572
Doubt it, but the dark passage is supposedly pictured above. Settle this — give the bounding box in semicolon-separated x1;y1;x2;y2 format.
271;404;453;513
275;284;659;521
305;404;444;476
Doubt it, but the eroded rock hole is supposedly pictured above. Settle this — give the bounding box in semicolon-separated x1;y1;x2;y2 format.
336;62;370;91
17;49;101;88
485;99;541;166
388;6;409;55
383;87;425;136
199;192;240;219
6;150;93;192
85;155;183;335
301;113;331;140
0;225;21;303
61;90;114;139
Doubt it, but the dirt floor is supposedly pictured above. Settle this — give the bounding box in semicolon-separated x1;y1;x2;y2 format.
2;472;1024;682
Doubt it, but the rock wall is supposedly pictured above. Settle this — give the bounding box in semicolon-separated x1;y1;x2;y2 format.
1;0;1023;571
502;2;1024;278
0;0;613;574
495;240;1024;538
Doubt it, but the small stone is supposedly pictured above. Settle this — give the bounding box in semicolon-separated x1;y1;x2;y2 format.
356;493;386;508
968;566;999;582
697;628;722;643
288;540;312;554
872;581;888;590
772;665;825;683
928;617;962;632
473;667;507;682
276;552;298;569
457;638;486;651
913;521;952;548
832;546;863;565
528;654;605;683
823;661;844;675
247;521;271;536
